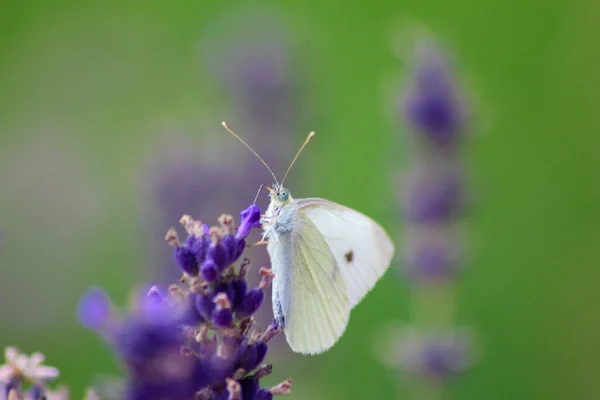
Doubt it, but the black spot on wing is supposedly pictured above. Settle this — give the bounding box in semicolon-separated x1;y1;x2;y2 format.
344;250;354;263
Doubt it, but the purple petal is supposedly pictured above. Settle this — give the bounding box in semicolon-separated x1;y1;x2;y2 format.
236;205;261;239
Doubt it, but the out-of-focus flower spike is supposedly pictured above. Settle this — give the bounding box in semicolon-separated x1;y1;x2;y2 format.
387;35;478;395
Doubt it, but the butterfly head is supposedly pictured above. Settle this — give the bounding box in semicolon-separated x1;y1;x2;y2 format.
267;184;292;205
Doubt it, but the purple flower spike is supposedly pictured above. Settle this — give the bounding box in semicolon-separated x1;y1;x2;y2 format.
76;205;291;399
77;287;112;330
391;39;477;390
236;204;261;239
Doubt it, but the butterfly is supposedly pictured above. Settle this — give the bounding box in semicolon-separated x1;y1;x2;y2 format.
223;122;395;354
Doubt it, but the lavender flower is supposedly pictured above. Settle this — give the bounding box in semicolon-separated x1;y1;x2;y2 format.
402;164;465;226
399;41;469;284
403;228;462;282
78;204;292;400
204;9;298;155
385;328;474;382
401;46;467;147
385;38;478;393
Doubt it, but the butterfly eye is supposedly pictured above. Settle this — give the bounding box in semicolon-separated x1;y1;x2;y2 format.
279;191;289;201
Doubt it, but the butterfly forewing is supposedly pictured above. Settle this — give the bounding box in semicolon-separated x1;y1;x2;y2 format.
296;198;395;308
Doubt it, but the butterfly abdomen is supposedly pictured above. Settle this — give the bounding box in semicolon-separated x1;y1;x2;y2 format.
267;228;295;330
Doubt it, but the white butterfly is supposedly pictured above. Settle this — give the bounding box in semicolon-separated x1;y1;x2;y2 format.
223;122;395;355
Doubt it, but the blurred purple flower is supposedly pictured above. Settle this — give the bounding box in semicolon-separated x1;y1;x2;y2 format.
204;9;298;156
401;46;467;147
398;42;470;284
402;164;466;225
403;228;462;282
393;330;473;381
387;38;477;390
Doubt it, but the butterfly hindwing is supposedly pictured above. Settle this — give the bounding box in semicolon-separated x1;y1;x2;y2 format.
267;208;350;354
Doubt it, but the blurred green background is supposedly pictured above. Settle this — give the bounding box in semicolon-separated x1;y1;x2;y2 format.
1;0;599;399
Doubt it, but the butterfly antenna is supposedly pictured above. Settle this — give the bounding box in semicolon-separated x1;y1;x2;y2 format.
222;121;279;185
252;184;264;204
281;131;316;186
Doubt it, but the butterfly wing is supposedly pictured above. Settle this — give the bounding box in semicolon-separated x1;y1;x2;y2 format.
267;208;350;355
296;198;395;308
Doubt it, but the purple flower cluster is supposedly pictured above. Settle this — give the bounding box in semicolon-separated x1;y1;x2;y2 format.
78;205;292;400
400;43;468;283
390;40;476;383
401;46;467;147
389;329;473;382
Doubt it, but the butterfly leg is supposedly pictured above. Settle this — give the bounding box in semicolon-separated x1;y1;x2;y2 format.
246;240;268;248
